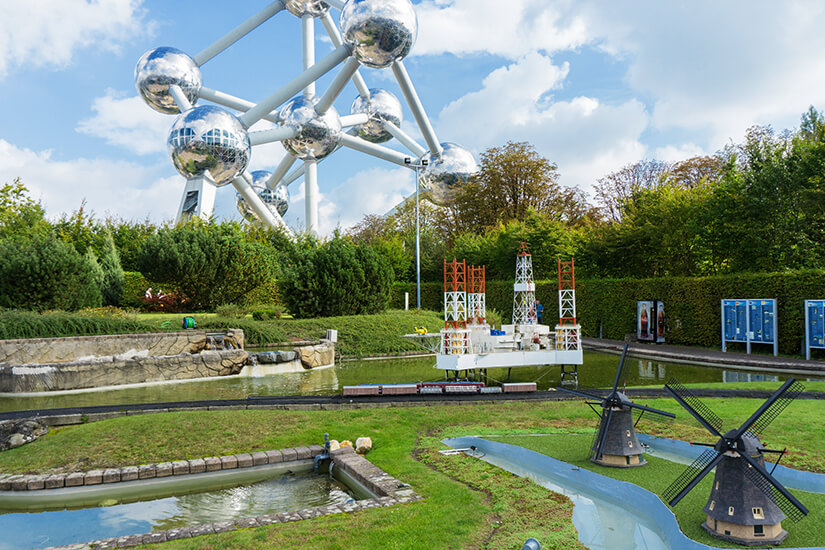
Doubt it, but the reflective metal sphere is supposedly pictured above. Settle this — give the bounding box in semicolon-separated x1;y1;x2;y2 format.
135;47;201;114
236;171;290;221
350;88;402;143
420;143;478;206
167;105;250;186
340;0;418;69
284;0;329;17
277;96;342;161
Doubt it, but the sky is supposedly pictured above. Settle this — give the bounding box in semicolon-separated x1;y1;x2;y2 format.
2;0;825;235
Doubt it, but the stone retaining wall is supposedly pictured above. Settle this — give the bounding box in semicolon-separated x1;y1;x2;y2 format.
0;349;249;393
15;444;422;550
0;330;244;366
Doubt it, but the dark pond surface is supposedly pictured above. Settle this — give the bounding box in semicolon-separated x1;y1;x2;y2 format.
0;350;816;413
0;472;352;550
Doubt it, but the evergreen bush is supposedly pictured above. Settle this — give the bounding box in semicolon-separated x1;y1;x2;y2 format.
0;235;102;311
278;237;393;318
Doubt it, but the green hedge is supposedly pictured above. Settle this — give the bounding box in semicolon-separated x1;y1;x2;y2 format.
392;269;825;355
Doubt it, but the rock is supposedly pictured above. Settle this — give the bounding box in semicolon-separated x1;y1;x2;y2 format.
339;440;353;449
0;418;48;451
328;440;340;452
294;343;335;369
355;437;373;454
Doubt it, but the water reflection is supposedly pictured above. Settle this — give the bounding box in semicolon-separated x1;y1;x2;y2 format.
0;473;351;550
0;351;820;413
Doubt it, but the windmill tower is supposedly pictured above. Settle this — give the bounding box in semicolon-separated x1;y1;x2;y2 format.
512;242;537;328
555;258;581;353
557;344;675;467
663;378;807;545
441;259;469;356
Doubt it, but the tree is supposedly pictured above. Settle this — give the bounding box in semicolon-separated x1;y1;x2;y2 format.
0;234;102;310
136;221;277;309
450;141;590;232
0;178;49;239
98;230;125;306
278;237;394;317
593;159;672;222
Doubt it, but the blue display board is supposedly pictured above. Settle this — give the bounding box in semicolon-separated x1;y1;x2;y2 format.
721;299;777;356
805;300;825;360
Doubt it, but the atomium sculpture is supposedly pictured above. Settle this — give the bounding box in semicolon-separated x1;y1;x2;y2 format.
135;0;478;234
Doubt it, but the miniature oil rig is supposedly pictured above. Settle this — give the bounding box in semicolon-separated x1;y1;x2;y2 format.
404;242;583;380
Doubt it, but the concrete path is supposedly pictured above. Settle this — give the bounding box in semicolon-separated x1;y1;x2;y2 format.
584;337;825;375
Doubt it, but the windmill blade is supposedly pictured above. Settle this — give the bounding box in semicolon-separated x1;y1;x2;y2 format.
625;401;676;419
740;450;808;522
735;378;804;439
611;343;630;393
663;448;725;506
664;378;724;438
555;386;605;401
594;407;614;461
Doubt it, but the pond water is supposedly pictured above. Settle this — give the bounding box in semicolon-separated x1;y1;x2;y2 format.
0;351;818;413
0;471;352;550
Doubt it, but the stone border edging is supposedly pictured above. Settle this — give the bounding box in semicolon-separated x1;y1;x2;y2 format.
34;445;422;550
0;445;324;492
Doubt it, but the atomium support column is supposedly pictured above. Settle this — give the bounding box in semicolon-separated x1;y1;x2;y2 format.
305;160;319;234
176;175;217;223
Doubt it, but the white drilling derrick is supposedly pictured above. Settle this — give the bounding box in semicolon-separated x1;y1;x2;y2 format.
512;241;537;328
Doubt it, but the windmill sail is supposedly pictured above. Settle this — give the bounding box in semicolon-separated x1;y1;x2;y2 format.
662;448;722;505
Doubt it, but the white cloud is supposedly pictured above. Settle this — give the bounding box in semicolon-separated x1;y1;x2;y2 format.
0;139;177;222
76;91;171;155
413;0;589;59
654;144;706;163
436;52;649;191
285;167;414;235
0;0;152;78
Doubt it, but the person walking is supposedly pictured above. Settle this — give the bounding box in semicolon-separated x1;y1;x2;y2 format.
536;301;544;324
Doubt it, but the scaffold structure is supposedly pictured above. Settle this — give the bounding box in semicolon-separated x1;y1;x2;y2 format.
512;242;537;327
468;265;486;325
442;258;470;355
556;257;582;353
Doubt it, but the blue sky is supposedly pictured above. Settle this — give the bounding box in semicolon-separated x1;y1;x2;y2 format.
2;0;825;235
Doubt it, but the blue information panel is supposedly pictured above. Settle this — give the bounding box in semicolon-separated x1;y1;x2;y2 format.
805;300;825;360
721;299;777;356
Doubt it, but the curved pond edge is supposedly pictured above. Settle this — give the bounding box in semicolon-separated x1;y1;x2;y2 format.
24;446;422;550
639;433;825;494
443;436;825;550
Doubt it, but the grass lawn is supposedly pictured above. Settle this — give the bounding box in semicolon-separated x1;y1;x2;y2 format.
0;397;822;549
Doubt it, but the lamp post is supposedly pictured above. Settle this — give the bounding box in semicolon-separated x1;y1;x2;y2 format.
405;156;428;309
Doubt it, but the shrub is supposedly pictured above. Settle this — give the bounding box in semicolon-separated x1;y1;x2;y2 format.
135;221;277;310
278;237;394;318
215;303;247;319
0;235;102;311
252;306;283;321
99;231;125;307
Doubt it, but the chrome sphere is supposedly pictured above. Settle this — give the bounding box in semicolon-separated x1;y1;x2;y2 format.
284;0;329;17
340;0;418;69
167;105;250;187
420;143;478;206
135;47;201;114
277;96;342;161
350;88;402;143
236;171;289;221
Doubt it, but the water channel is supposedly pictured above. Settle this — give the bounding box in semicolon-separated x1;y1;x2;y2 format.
0;472;353;550
1;350;819;412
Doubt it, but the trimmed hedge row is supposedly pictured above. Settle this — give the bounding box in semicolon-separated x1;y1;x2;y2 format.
392;269;825;355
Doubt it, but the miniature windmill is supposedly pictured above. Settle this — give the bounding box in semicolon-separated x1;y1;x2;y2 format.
556;344;675;467
662;378;807;546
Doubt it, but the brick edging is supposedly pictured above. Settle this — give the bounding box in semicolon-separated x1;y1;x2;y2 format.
34;445;423;550
0;445;324;492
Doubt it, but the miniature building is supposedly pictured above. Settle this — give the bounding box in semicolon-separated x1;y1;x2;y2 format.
702;434;788;546
591;406;646;468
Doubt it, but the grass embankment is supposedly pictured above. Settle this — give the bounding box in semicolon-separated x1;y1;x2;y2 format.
0;398;822;549
0;309;442;358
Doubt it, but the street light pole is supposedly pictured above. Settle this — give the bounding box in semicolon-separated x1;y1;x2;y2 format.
406;157;428;310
